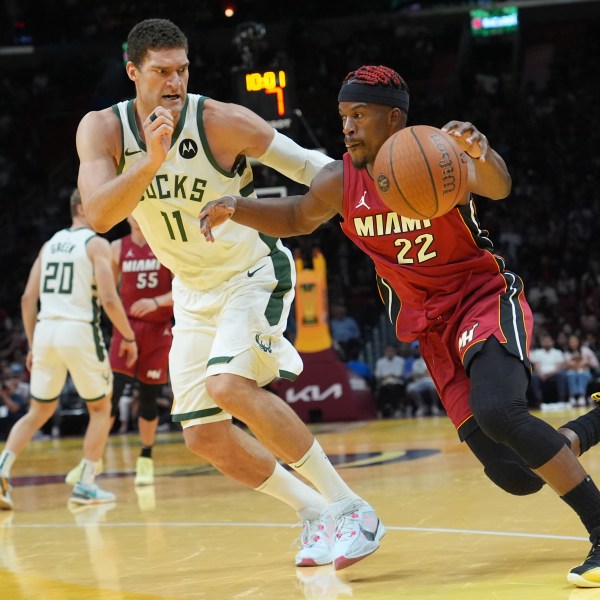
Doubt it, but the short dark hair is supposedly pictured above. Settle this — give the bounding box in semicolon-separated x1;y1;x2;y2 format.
69;188;82;218
126;18;188;67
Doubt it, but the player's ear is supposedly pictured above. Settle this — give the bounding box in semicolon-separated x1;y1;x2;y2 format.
389;107;407;129
125;61;138;82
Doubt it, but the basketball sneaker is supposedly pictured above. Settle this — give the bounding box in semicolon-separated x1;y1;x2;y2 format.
134;457;154;486
65;458;103;486
0;477;13;510
331;500;386;570
568;539;600;587
295;512;336;567
69;482;116;506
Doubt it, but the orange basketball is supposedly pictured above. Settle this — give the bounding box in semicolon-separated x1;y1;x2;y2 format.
373;125;468;220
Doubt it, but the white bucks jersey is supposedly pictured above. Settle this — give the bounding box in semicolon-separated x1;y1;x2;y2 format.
38;227;99;322
113;94;283;290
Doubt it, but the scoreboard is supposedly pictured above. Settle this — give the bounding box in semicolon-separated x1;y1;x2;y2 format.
233;67;296;132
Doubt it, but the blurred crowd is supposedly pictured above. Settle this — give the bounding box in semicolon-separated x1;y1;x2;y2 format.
1;2;600;426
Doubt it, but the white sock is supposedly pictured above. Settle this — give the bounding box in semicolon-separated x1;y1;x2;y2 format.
289;439;360;506
0;449;16;477
255;462;327;520
80;459;98;485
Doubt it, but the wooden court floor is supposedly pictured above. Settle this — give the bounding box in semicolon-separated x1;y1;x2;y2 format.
1;409;598;600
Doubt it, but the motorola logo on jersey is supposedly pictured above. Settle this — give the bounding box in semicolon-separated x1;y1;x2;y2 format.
179;139;198;159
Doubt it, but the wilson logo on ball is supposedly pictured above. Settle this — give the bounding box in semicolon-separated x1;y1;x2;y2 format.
429;132;458;196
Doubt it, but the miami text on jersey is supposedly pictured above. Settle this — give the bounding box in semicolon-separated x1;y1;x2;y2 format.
353;213;432;237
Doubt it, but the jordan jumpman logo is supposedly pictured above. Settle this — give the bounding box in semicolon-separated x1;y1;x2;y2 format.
356;191;370;209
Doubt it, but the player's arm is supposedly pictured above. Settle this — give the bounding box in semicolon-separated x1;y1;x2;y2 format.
87;236;138;367
130;289;173;318
20;247;43;358
442;120;511;201
76;107;174;233
110;238;122;284
199;161;343;242
209;100;333;186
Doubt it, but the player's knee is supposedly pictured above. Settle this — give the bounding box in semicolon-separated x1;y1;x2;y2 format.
205;374;250;411
484;459;545;495
182;420;230;459
137;383;160;421
470;387;514;443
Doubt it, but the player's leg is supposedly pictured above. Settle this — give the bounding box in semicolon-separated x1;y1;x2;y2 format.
134;382;161;485
64;322;115;505
204;249;384;569
172;265;384;568
134;320;171;486
469;336;600;587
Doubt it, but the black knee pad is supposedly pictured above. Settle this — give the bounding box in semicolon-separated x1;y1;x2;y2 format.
111;373;134;417
138;383;161;421
484;458;545;495
465;426;545;495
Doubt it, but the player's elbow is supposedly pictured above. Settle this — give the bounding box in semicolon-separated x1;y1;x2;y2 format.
494;173;512;200
86;211;114;234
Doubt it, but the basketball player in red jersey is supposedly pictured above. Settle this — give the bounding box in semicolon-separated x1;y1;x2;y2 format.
111;214;173;485
199;65;600;587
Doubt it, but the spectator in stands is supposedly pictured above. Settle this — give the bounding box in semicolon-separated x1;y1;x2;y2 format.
564;334;599;407
329;304;361;359
530;333;568;409
374;345;405;418
345;347;374;391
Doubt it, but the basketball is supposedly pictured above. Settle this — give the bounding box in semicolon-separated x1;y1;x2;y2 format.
373;125;468;220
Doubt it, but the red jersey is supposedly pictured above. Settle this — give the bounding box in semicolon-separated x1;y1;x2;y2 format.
340;153;507;341
118;235;173;324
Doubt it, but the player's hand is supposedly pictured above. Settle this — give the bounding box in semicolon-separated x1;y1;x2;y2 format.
198;196;237;242
441;121;488;161
144;107;174;165
119;339;138;368
130;297;157;318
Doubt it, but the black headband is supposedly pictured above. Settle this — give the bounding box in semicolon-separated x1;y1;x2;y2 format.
338;82;410;112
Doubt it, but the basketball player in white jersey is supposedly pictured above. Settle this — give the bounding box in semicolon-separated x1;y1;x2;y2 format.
75;18;385;569
0;189;138;510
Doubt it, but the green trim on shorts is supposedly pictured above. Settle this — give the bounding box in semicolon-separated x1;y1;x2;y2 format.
172;407;224;422
279;369;298;381
207;356;233;366
91;315;105;362
31;395;60;403
264;247;292;326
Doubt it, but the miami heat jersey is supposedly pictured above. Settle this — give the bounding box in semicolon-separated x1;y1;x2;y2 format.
340;153;508;340
118;235;173;324
112;94;285;291
38;227;99;323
